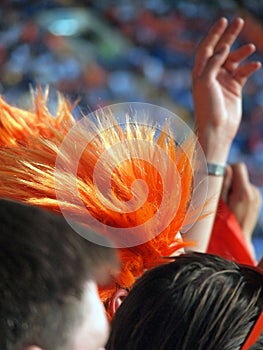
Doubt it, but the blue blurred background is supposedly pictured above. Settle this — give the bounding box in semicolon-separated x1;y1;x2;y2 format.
0;0;263;259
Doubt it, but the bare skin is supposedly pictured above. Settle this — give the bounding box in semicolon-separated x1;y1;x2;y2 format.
221;162;262;258
221;163;262;240
186;17;261;252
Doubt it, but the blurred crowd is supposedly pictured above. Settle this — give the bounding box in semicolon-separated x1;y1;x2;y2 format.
1;0;263;244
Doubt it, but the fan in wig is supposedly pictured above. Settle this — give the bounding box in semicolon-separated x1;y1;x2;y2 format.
0;88;201;316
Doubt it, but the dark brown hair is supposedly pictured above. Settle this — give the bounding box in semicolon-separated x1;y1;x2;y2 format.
107;252;263;350
0;199;117;350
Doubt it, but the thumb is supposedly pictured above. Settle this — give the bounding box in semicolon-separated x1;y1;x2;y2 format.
221;164;233;203
231;162;250;193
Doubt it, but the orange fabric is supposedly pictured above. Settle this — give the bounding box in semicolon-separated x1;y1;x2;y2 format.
208;199;256;266
0;89;199;311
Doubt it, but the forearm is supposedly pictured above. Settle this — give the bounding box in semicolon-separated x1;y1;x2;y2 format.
185;16;261;252
185;130;231;252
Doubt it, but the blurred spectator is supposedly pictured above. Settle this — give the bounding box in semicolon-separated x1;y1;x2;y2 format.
0;0;263;255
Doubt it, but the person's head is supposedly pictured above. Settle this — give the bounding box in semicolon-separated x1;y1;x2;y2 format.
0;91;200;309
107;252;263;350
0;198;118;350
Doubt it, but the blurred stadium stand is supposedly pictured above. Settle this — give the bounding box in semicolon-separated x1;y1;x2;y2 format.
0;0;263;258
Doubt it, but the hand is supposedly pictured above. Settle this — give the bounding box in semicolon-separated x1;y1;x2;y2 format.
221;162;262;242
186;18;261;252
192;17;261;162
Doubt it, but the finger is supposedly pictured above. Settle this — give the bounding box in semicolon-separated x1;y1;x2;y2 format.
202;44;230;79
221;164;233;203
240;185;261;240
252;185;262;208
233;61;262;86
215;17;244;51
193;17;245;79
193;17;228;78
224;43;256;72
231;162;250;193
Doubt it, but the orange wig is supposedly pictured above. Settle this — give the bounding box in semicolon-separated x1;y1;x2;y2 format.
0;88;204;311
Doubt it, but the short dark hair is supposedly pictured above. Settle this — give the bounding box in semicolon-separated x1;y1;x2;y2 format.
107;252;263;350
0;199;117;350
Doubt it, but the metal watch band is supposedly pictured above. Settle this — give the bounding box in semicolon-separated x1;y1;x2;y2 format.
207;162;226;176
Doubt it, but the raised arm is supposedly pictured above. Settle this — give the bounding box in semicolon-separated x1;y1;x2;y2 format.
186;17;261;251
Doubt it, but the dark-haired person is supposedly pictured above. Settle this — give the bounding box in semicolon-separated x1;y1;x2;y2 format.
107;252;263;350
0;16;261;321
0;198;118;350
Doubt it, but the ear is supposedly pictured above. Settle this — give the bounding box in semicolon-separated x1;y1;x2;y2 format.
109;288;128;318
